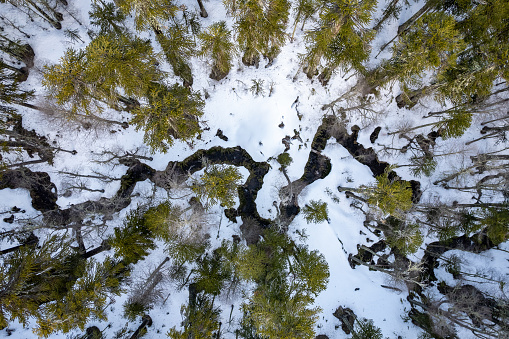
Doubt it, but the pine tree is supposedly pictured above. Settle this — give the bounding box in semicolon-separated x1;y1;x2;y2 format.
291;0;319;41
302;200;329;224
0;236;70;329
130;83;204;153
43;33;161;116
351;318;383;339
110;207;156;266
192;164;243;209
231;0;290;66
167;293;220;339
89;0;127;36
35;257;123;337
234;0;265;67
481;205;509;245
243;286;320;339
434;0;509;105
155;23;196;86
262;0;291;64
303;0;376;79
366;170;413;218
340;167;413;218
115;0;178;32
199;21;236;81
369;12;464;93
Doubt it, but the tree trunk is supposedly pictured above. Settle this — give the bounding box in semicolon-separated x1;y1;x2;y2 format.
397;0;435;34
196;0;208;18
373;0;401;32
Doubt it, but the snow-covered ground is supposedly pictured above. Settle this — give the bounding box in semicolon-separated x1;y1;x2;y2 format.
1;0;508;338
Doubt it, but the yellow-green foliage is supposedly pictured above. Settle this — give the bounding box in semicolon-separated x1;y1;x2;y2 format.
236;245;269;281
482;206;509;245
193;165;243;209
116;0;178;32
167;294;220;339
378;12;465;89
302;200;329;224
364;169;413;217
42;33;160;116
199;21;236;75
244;287;320;339
35;258;123;337
385;222;423;255
110;207;156;265
131;84;204;153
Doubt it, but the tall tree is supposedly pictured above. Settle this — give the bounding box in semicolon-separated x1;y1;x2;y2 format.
302;0;377;79
230;0;290;67
155;23;196;87
130;83;204;153
367;12;464;94
42;33;161;116
115;0;178;32
199;21;236;80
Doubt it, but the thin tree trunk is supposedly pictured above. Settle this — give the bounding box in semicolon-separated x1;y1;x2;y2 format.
397;0;434;34
372;0;401;32
196;0;208;18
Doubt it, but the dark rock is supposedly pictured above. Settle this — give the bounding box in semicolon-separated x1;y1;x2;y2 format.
216;129;228;141
333;306;356;334
83;326;102;339
370;126;382;143
3;215;14;223
315;335;329;339
279;122;285;128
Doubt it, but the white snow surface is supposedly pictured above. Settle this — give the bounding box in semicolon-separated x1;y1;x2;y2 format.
1;0;508;338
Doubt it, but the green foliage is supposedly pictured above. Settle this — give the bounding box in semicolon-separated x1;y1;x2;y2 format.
116;0;178;32
131;83;204;153
236;244;269;282
292;245;329;295
199;21;236;78
351;318;383;339
156;23;196;84
481;206;509;245
192;165;243;209
167;293;220;339
385;219;423;255
436;0;509;104
409;154;437;177
89;0;127;36
42;33;161;116
233;0;290;65
123;301;147;321
276;152;293;168
242;286;320;339
239;229;329;339
110;207;156;265
364;168;413;218
195;252;231;295
0;235;75;329
436;110;472;139
35;257;123;336
302;200;329;224
374;12;465;89
303;0;376;77
250;79;265;97
143;201;184;242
